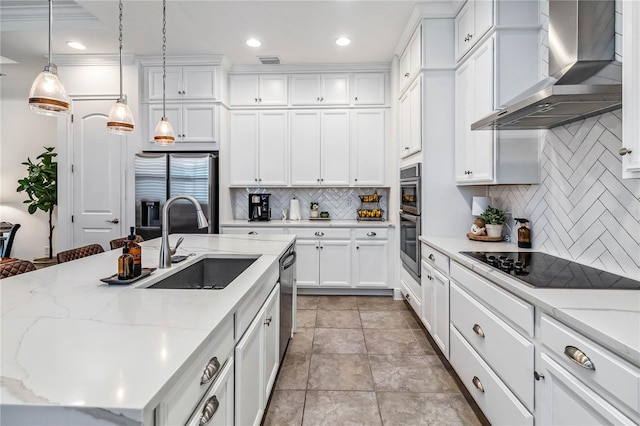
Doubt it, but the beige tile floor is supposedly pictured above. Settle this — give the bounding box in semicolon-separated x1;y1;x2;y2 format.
263;295;486;426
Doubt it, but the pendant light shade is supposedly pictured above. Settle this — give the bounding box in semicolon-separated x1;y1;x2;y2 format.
107;0;135;134
28;0;70;116
154;0;174;145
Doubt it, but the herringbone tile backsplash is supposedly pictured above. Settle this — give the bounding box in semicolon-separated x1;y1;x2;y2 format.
489;111;640;278
231;187;388;221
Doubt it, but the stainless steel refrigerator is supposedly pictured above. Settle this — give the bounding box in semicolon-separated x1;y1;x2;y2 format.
134;153;218;240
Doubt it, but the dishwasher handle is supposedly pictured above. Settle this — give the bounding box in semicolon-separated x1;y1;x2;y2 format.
281;251;297;270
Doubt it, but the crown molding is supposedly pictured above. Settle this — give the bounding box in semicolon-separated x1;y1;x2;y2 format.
138;55;228;67
393;2;457;57
230;62;391;74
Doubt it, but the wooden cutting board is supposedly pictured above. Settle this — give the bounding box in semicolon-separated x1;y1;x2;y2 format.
466;233;503;242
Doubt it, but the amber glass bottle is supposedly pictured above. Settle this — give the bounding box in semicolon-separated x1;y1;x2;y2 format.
118;247;134;280
127;226;142;276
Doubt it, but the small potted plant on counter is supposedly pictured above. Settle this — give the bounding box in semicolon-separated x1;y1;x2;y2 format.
16;146;58;268
480;206;507;238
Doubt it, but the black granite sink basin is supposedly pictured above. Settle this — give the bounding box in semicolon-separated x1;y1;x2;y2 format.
147;256;259;290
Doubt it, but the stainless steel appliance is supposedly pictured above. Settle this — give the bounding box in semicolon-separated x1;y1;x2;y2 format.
135;153;218;240
279;243;296;362
249;193;271;221
460;251;640;289
399;163;421;281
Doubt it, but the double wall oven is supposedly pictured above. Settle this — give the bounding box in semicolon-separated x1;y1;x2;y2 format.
399;164;421;282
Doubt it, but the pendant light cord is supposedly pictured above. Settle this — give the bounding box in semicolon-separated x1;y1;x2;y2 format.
118;0;124;99
162;0;167;119
48;0;53;68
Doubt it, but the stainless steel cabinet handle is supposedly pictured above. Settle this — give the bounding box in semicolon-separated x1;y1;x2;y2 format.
315;231;324;237
198;395;219;426
428;254;435;261
472;376;484;392
564;346;595;370
619;147;633;156
264;316;272;326
105;218;120;224
200;357;221;385
367;232;376;237
248;231;258;235
472;324;485;338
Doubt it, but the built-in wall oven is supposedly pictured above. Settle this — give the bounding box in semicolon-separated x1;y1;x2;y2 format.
400;164;421;282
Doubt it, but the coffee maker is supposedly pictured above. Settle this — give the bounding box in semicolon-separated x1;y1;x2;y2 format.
249;194;271;221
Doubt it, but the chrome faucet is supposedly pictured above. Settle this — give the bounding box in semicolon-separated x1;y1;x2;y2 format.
159;195;209;268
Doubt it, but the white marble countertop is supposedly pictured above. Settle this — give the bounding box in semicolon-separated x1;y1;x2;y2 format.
221;219;395;228
0;234;295;422
421;236;640;367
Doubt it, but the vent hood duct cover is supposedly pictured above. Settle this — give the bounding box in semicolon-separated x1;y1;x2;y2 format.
472;0;621;131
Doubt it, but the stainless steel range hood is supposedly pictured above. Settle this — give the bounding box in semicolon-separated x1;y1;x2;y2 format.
472;0;621;131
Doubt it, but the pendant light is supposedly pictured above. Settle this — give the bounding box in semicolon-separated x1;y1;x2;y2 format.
153;0;175;144
28;0;71;116
107;0;135;134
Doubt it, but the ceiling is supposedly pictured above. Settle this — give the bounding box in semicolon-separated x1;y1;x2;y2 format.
0;0;456;91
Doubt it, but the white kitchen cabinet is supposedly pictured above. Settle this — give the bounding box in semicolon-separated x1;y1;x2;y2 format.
290;74;350;105
185;358;234;426
351;109;386;186
229;110;288;186
292;229;351;288
421;244;451;358
147;66;218;101
352;73;386;105
353;229;389;288
399;25;422;93
622;0;640;179
235;284;280;426
229;74;288;106
455;0;493;62
399;76;422;159
148;103;218;144
290;110;350;186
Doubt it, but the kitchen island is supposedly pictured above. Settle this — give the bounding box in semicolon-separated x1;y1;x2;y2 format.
0;233;295;425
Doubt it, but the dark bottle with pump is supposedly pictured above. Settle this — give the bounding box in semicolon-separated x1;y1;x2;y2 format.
515;218;532;248
127;226;142;276
118;247;134;280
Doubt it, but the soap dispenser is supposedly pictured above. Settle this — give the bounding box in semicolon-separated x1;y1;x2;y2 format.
515;218;532;248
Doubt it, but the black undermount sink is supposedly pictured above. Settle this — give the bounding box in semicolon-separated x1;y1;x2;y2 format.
147;256;259;290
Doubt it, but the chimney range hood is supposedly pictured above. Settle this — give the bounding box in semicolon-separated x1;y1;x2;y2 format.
472;0;621;131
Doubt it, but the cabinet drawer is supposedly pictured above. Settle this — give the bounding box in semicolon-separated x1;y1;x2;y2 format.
451;282;534;410
221;227;287;235
290;228;350;239
186;356;234;426
541;314;640;414
164;317;234;426
451;262;533;337
450;327;533;426
236;275;278;339
400;266;421;315
422;244;449;274
353;228;388;240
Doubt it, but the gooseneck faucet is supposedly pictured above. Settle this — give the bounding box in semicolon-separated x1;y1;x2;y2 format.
159;195;209;268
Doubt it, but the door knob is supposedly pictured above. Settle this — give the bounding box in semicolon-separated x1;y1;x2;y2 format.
105;218;120;224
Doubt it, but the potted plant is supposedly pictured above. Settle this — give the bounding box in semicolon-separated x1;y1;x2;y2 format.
480;205;507;238
16;146;58;267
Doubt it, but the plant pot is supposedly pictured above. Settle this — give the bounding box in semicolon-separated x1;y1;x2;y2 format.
33;257;58;269
485;224;504;238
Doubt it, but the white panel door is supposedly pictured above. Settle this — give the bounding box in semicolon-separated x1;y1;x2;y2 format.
148;67;182;101
262;286;280;402
259;75;288;106
320;110;350;186
290;75;321;105
321;74;350;104
421;261;434;333
295;240;319;287
408;77;422;156
354;240;388;287
399;91;411;157
352;109;385;186
182;66;216;100
258;111;288;186
290;111;321;185
182;104;216;142
432;268;450;357
471;38;495;182
454;59;474;182
71;99;124;249
229;111;258;186
235;309;264;426
353;73;385;105
229;75;259;106
319;240;351;287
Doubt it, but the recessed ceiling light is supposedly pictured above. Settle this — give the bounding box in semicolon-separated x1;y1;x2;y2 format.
66;41;86;50
335;37;351;46
246;39;262;48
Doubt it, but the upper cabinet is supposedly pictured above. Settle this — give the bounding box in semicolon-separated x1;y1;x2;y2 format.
147;66;218;101
455;0;493;62
351;109;386;186
353;73;386;105
398;26;422;93
399;76;422;159
229;74;288;107
623;0;640;179
290;74;350;105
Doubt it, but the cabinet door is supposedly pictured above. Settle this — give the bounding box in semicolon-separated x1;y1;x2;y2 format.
352;109;385;186
455;1;474;61
186;358;234;426
399;48;411;91
235;309;264;426
321;74;350;104
148;67;182;101
258;111;288;186
537;353;635;425
295;239;320;287
320;110;350;186
290;111;321;185
259;75;288;106
354;240;388;288
454;58;474;181
399;91;411;157
263;286;280;402
148;104;181;143
474;0;493;44
471;39;495;182
622;0;640;179
182;66;217;100
353;73;385;105
319;240;351;287
229;75;260;106
421;261;434;334
409;28;422;77
432;268;450;358
290;75;321;105
182;104;217;142
229;111;258;186
408;77;422;156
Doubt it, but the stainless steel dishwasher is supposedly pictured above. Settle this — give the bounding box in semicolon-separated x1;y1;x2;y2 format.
279;243;296;362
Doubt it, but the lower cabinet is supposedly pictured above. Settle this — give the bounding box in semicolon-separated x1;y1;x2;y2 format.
353;228;389;288
421;244;451;358
292;229;352;288
235;284;280;426
186;357;234;426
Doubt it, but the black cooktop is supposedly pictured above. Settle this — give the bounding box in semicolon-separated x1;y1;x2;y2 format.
460;251;640;290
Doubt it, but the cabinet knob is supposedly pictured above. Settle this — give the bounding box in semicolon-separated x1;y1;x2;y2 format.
404;147;409;150
317;178;320;182
356;246;359;250
404;293;410;301
354;178;358;182
255;178;258;182
264;316;273;326
404;72;410;78
259;98;262;102
200;357;221;385
315;231;325;237
472;376;484;392
564;346;596;370
355;96;358;101
320;178;324;182
367;231;376;237
317;97;320;102
428;254;435;261
619;147;633;156
255;98;258;103
320;97;324;101
472;324;485;338
248;231;258;235
534;371;545;381
198;395;220;426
